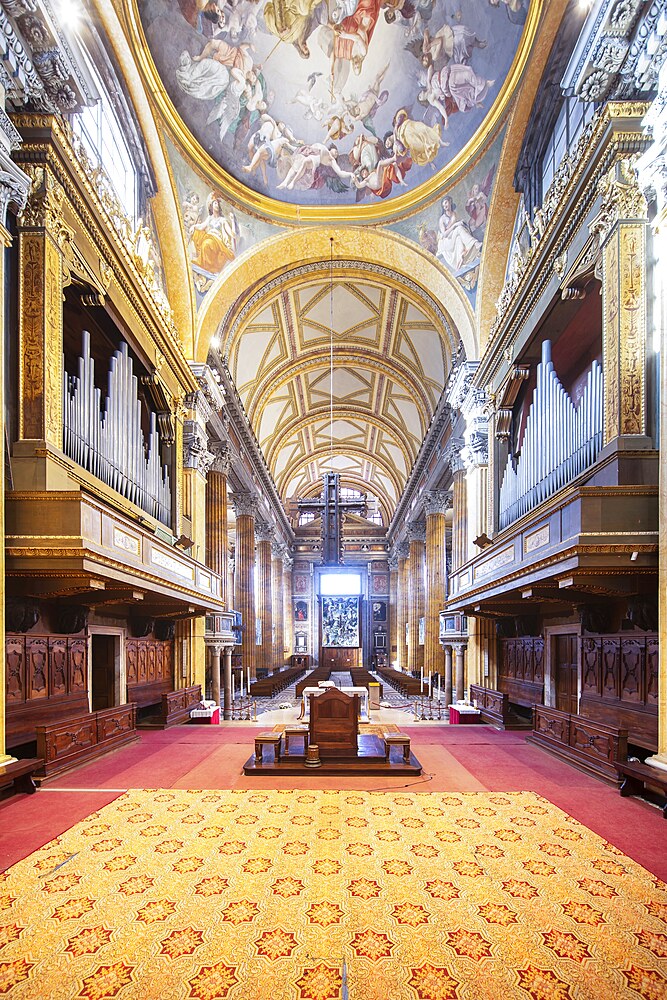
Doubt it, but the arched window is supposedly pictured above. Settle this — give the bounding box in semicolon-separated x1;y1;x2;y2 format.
71;43;139;223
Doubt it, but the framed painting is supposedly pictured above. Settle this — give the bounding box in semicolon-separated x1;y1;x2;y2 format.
321;596;359;647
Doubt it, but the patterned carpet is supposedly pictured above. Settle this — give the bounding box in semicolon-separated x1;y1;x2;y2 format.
1;789;666;999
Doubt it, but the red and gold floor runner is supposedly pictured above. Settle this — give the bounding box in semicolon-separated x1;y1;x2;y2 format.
1;789;665;998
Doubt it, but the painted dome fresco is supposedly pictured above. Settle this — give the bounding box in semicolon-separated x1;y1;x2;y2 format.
137;0;532;210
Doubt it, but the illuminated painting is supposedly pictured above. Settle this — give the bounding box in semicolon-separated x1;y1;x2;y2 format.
321;596;360;647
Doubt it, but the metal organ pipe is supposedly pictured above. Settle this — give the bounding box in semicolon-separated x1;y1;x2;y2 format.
62;331;172;526
498;340;603;530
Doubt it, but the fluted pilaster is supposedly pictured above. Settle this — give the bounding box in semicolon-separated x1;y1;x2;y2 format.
424;491;451;680
396;542;409;672
408;521;426;675
388;553;398;668
272;542;285;671
232;493;257;679
205;447;230;606
283;553;294;660
255;519;274;671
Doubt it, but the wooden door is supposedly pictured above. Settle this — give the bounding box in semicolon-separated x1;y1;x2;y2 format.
321;648;361;672
554;634;578;714
91;635;116;711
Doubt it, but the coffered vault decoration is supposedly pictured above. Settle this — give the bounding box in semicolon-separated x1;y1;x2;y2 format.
135;0;535;212
221;268;455;518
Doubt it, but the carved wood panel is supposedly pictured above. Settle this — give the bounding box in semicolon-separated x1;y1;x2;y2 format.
49;638;67;697
69;639;87;691
6;638;25;703
27;637;48;700
601;639;620;699
125;639;174;697
581;639;600;696
646;638;658;706
620;638;642;702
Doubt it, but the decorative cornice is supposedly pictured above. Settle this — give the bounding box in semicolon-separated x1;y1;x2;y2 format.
423;490;453;517
189;362;225;412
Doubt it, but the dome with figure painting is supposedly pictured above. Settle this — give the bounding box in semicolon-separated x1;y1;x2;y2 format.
135;0;533;211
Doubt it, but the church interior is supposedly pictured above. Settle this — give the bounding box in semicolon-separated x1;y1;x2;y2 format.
0;0;666;995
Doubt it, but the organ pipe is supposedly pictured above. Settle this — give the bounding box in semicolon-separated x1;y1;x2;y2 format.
63;331;172;526
498;340;603;530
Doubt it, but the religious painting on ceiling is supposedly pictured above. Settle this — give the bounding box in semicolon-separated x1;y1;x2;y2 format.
139;0;530;208
390;131;501;304
321;596;360;647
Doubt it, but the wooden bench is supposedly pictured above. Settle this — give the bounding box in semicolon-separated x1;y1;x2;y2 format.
383;733;411;764
254;732;282;763
284;726;309;754
36;705;138;780
527;705;627;784
618;760;667;818
470;684;532;730
0;758;43;795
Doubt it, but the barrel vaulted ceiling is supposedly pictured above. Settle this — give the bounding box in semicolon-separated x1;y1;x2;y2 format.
222;269;454;519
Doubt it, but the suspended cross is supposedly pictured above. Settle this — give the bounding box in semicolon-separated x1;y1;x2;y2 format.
297;472;367;564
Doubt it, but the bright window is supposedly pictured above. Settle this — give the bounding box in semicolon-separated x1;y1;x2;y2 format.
72;46;138;223
320;573;361;596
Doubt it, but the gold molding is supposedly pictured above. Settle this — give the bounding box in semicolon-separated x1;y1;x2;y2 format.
122;0;543;224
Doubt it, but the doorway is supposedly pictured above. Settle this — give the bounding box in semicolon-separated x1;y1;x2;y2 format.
554;633;578;714
91;635;116;711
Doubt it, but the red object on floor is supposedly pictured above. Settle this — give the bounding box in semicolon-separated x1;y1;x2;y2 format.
448;706;481;724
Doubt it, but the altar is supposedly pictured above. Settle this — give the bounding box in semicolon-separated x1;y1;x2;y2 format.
299;684;370;722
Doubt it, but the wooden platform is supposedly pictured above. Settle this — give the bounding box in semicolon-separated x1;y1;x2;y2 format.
243;734;422;776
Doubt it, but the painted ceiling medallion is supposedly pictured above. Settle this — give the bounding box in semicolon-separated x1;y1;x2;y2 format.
138;0;531;211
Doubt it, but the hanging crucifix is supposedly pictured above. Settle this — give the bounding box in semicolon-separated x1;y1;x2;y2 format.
297;472;367;564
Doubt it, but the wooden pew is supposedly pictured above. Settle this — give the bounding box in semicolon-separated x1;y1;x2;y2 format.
527;705;627;784
35;704;138;780
470;685;531;730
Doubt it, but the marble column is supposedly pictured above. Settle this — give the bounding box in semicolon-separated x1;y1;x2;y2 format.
407;521;426;677
223;646;233;720
210;644;222;715
232;493;257;680
396;542;410;672
255;520;274;672
451;464;467;573
453;643;466;702
205;445;230;607
388;553;398;667
424;491;452;682
283;553;294;662
444;645;453;707
182;392;214;566
0;123;30;765
228;546;235;613
272;541;285;671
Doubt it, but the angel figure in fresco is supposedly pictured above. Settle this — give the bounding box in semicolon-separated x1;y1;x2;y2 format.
415;22;487;69
175;35;256;129
392;107;447;167
344;64;389;136
262;0;327;59
243;114;301;184
488;0;527;25
436;194;481;272
318;0;383;92
276;142;354;191
190;192;240;273
465;165;495;238
418;61;493;126
349;131;411;199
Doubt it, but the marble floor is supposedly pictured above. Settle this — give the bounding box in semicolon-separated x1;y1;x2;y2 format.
228;669;452;728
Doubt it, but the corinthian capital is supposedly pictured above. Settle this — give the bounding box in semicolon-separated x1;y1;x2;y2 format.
590;158;648;247
408;520;426;544
209;442;232;477
231;492;257;518
423;490;453;517
0;155;30;228
255;519;274;544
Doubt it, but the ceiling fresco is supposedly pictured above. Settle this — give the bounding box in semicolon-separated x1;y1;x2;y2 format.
139;0;530;209
220;272;454;516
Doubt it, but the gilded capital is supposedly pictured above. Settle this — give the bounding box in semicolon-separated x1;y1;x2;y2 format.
590;158;648;247
20;164;67;237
